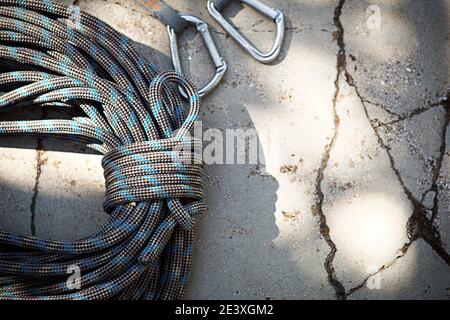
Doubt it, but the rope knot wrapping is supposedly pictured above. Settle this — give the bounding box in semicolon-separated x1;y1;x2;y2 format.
0;0;206;300
102;137;205;230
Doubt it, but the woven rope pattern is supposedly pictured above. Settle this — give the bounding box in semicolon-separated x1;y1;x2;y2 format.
0;0;204;300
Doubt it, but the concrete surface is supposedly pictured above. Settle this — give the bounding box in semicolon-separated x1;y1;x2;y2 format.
0;0;449;299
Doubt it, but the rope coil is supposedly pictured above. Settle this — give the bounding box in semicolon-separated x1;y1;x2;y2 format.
0;0;204;300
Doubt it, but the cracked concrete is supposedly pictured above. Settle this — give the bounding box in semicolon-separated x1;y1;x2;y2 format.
322;76;413;295
437;140;450;252
0;0;450;299
325;0;450;299
377;106;447;206
349;239;450;299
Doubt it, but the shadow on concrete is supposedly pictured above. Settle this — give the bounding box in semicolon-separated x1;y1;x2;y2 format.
0;181;107;240
0;0;285;300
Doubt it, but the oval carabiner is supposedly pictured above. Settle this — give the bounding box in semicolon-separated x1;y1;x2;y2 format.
168;14;227;99
207;0;285;64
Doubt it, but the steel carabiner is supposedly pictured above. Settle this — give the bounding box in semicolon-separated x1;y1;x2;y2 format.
168;14;227;99
138;0;227;98
207;0;285;64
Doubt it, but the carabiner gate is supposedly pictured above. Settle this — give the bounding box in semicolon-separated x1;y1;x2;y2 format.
168;14;227;99
207;0;285;64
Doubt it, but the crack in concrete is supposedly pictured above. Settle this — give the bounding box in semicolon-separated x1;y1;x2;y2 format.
344;113;450;293
312;0;346;301
378;103;443;127
30;139;44;237
346;241;413;297
362;96;445;123
360;97;400;118
321;0;450;298
347;73;450;258
429;99;450;223
30;109;48;237
346;55;450;280
344;74;450;288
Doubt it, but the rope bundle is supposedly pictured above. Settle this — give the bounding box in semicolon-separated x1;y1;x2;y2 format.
0;0;205;299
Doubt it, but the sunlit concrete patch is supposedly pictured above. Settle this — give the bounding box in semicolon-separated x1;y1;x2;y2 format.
323;79;412;291
377;106;447;204
343;0;450;115
272;169;336;299
349;239;450;299
34;140;109;241
328;191;410;273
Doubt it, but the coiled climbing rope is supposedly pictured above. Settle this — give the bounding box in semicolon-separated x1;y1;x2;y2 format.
0;0;205;300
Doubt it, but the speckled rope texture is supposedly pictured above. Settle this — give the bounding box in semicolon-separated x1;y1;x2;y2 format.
0;0;205;300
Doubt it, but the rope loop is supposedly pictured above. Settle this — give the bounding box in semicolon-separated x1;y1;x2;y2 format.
148;71;201;138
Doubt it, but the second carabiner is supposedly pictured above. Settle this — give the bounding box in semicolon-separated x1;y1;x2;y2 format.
208;0;285;64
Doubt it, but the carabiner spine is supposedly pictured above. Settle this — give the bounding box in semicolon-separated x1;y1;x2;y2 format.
197;22;225;68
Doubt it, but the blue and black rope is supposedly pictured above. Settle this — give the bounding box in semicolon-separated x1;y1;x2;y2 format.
0;0;205;300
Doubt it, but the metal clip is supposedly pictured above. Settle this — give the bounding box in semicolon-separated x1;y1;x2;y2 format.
207;0;285;64
168;14;227;98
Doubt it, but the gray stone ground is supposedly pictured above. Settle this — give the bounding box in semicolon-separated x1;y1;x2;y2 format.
0;0;450;299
